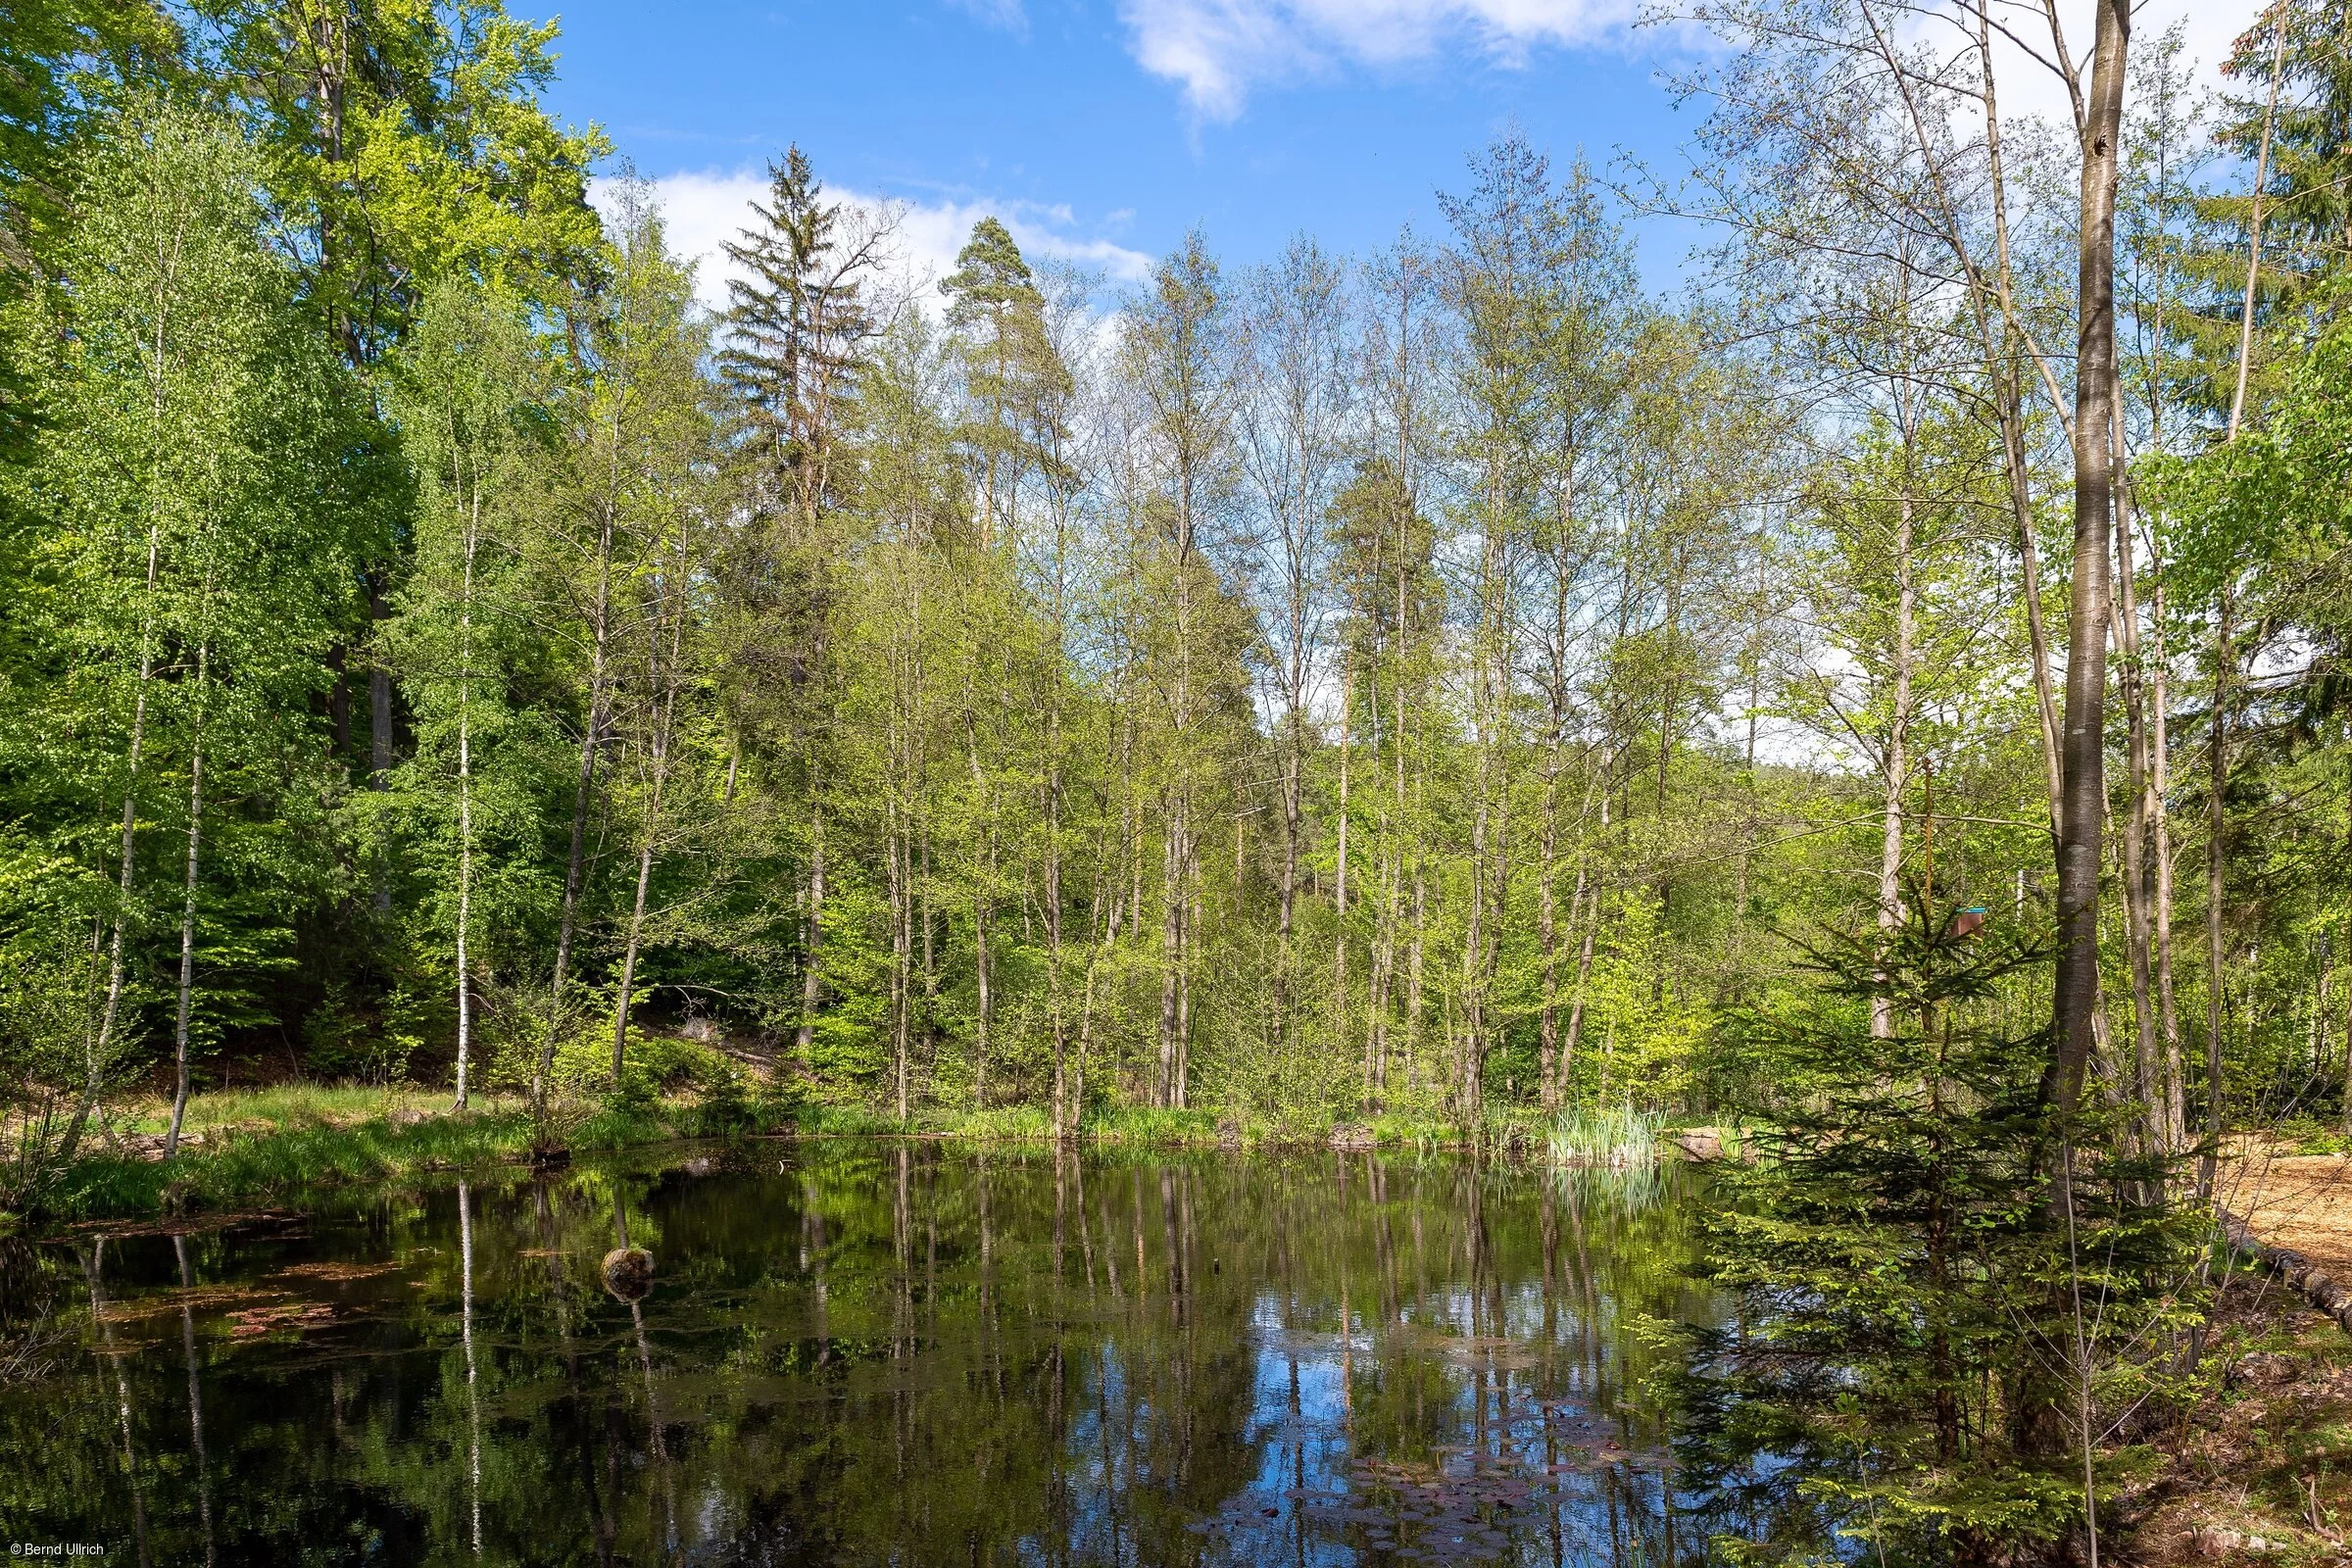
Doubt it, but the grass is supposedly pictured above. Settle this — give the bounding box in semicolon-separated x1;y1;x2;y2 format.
114;1084;457;1138
47;1102;540;1221
1546;1102;1665;1168
1370;1111;1459;1152
19;1080;1675;1226
1080;1105;1223;1145
2274;1113;2352;1156
25;1084;789;1223
790;1103;1221;1145
792;1102;911;1138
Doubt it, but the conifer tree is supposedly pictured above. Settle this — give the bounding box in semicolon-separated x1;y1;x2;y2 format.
1676;892;2191;1563
719;146;883;532
942;216;1056;545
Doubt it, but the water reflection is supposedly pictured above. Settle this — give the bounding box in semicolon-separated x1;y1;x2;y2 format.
1;1146;1726;1565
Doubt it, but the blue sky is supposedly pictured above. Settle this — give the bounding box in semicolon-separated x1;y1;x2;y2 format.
541;0;2240;308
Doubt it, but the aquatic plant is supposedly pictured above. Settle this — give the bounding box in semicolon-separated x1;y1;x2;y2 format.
1544;1102;1662;1168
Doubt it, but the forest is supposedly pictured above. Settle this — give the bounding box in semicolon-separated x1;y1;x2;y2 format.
23;0;2352;1560
1;0;2348;1159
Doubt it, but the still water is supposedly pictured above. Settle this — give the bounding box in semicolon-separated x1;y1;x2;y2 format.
0;1144;1736;1565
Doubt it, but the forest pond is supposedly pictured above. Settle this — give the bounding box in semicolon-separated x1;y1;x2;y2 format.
1;1145;1741;1565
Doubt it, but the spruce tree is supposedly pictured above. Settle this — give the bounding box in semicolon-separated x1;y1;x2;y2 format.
719;146;877;531
1670;892;2195;1565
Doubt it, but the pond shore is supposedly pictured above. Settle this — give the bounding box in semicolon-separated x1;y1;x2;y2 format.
24;1085;1664;1225
10;1094;2352;1560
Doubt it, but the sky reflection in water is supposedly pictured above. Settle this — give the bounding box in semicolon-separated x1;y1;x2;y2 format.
0;1145;1733;1565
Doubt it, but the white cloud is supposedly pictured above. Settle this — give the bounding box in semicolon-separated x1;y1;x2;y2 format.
1117;0;1642;120
1956;0;2241;142
1119;0;2245;126
596;169;1154;318
592;169;1152;319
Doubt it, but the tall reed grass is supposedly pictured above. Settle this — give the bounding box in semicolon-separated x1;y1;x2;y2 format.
1545;1102;1663;1168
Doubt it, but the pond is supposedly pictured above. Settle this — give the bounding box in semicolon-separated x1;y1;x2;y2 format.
0;1144;1742;1565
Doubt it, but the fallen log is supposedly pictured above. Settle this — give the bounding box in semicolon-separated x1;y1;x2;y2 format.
2219;1207;2352;1335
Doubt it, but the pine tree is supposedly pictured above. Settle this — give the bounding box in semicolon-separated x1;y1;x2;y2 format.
941;216;1057;545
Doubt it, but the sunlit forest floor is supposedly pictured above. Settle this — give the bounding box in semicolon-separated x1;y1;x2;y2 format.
2225;1141;2352;1281
2120;1274;2352;1562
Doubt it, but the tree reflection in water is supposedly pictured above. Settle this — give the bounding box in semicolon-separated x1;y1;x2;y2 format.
4;1147;1738;1565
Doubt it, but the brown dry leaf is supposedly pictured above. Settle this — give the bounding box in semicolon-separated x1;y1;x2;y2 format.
96;1285;286;1325
270;1261;401;1283
227;1300;337;1339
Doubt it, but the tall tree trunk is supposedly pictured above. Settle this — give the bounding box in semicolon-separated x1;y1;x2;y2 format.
612;827;658;1088
1177;833;1198;1109
797;806;827;1060
537;508;616;1111
967;710;994;1107
2110;402;2163;1151
920;826;939;1070
368;573;394;915
1279;651;1301;1019
1560;769;1609;1105
1048;702;1067;1139
1464;786;1490;1122
1335;670;1351;1066
1875;447;1918;1041
164;634;211;1161
890;812;910;1123
68;517;164;1169
1405;858;1428;1100
1978;11;2069;839
2151;585;2185;1148
972;870;993;1106
2199;599;2233;1203
1561;777;1609;1085
2229;7;2291;444
454;510;478;1110
1539;757;1561;1112
1158;805;1183;1108
2050;0;2130;1126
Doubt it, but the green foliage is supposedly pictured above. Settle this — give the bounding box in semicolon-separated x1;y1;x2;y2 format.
1546;1102;1663;1167
194;0;607;361
0;929;108;1206
1081;1105;1222;1146
1669;893;2203;1564
2275;1113;2351;1154
43;1102;536;1219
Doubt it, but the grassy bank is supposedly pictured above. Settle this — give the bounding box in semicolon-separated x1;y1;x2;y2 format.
15;1087;1694;1224
39;1086;684;1222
